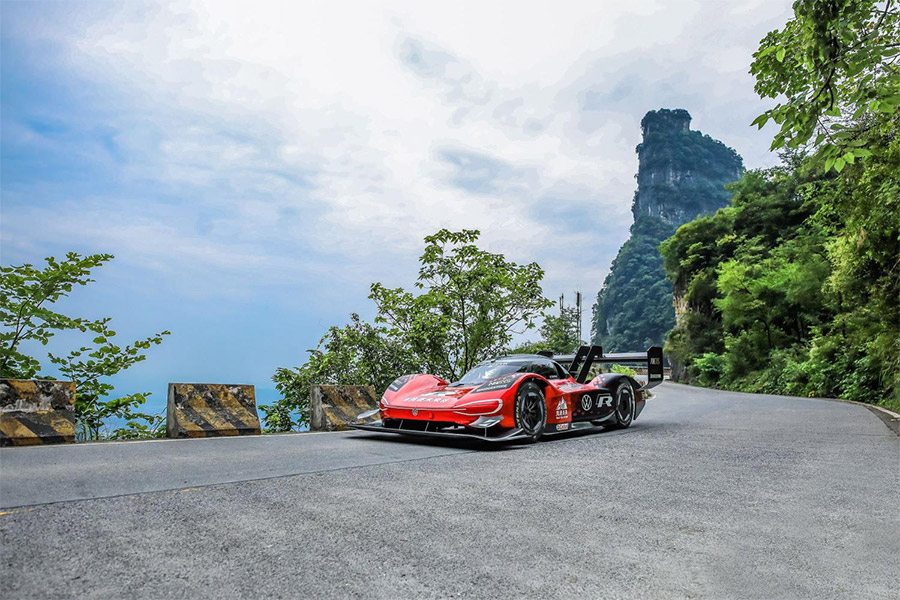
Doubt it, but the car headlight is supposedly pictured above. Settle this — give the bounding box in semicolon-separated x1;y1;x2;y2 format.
453;398;503;416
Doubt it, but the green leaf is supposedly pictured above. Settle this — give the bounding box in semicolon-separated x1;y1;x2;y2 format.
750;114;769;129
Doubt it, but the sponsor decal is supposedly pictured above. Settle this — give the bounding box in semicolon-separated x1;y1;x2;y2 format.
599;395;612;408
476;373;520;393
580;394;592;411
555;398;568;421
556;423;570;432
409;392;454;403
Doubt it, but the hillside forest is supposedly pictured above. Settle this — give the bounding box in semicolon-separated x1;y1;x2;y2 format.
662;0;899;410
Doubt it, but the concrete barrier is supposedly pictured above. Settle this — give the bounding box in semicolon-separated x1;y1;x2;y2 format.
167;383;260;438
310;385;379;431
0;380;76;446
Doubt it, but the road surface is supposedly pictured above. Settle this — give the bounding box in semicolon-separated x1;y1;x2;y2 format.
1;383;897;599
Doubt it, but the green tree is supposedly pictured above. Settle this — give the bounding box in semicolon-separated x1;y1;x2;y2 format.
50;327;170;440
751;0;900;170
263;314;418;432
369;229;552;380
539;305;582;354
1;252;113;378
1;253;170;439
510;303;582;355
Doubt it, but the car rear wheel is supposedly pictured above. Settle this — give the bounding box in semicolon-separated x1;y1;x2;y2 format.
514;381;547;441
608;380;635;429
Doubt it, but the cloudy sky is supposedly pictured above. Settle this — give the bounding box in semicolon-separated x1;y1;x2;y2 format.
1;0;791;413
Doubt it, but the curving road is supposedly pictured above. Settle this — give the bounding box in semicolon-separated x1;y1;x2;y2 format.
1;383;897;599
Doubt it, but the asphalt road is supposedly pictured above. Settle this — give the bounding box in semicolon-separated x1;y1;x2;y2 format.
1;383;897;599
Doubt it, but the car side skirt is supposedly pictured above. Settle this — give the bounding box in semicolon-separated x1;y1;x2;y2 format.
543;419;613;434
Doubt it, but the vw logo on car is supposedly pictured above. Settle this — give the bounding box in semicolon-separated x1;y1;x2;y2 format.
581;394;592;411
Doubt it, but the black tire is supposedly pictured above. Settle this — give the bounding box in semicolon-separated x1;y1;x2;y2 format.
608;380;635;429
513;381;547;441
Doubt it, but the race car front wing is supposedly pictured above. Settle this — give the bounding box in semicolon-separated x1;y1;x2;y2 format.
350;419;607;442
350;420;533;442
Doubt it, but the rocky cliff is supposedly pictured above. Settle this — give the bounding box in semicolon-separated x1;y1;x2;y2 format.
592;109;742;351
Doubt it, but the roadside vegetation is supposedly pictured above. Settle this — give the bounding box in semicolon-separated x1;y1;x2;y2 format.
661;0;900;411
0;253;170;439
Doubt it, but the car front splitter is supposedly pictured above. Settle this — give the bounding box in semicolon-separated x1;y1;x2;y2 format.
349;422;535;443
350;420;609;442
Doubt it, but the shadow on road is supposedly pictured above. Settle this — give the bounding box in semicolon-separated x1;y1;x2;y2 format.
349;422;658;451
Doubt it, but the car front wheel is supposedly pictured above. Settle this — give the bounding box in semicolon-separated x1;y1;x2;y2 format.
513;381;547;441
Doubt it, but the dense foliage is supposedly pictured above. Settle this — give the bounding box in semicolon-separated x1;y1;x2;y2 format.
661;0;899;410
1;252;112;379
592;216;677;351
264;229;553;431
1;253;170;438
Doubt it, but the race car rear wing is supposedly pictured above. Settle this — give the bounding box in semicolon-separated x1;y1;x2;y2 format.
553;345;664;388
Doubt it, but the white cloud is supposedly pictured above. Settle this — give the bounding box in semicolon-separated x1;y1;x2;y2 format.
3;0;793;326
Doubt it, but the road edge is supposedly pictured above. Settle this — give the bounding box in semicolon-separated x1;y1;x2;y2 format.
661;381;900;436
853;402;900;436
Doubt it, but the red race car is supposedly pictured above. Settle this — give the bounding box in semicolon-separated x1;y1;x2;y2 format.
352;345;663;442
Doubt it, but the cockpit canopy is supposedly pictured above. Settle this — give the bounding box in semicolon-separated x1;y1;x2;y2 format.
450;355;569;387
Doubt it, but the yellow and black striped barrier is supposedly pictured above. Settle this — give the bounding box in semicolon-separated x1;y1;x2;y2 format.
0;380;76;446
310;385;379;431
167;383;261;438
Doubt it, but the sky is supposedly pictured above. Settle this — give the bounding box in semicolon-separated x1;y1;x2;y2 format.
1;0;793;416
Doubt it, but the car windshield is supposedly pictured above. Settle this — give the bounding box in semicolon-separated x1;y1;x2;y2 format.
450;361;528;387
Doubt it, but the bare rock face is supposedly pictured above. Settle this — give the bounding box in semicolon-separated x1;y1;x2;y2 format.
0;380;76;446
632;109;742;226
